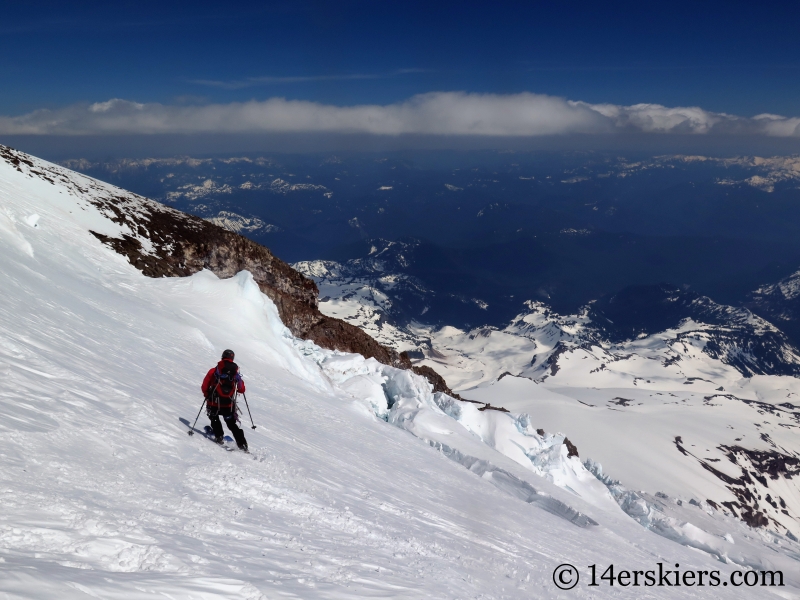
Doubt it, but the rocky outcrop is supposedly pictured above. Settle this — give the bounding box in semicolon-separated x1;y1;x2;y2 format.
408;363;461;399
0;144;456;393
86;196;423;371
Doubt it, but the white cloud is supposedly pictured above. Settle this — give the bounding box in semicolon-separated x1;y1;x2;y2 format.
577;102;732;133
1;92;799;137
752;113;800;137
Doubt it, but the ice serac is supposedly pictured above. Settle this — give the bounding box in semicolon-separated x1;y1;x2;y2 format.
0;144;456;394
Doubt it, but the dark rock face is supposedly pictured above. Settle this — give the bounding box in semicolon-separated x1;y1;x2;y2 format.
0;144;457;394
564;438;579;458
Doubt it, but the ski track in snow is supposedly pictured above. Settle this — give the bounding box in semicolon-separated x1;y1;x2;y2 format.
0;149;799;598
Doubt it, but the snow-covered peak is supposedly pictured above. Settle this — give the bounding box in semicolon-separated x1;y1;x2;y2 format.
293;258;346;279
507;299;592;340
754;268;800;302
204;210;281;235
620;153;800;192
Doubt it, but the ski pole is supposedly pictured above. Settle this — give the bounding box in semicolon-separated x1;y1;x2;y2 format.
187;397;207;435
242;392;256;429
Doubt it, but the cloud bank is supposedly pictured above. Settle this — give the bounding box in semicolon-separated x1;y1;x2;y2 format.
2;92;800;137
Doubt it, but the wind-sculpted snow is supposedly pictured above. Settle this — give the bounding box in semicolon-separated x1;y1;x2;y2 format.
429;443;599;529
294;340;800;568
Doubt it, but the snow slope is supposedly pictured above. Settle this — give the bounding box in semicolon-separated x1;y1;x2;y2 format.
1;149;799;598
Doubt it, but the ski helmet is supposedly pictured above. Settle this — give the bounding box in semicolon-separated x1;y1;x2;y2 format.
221;349;235;360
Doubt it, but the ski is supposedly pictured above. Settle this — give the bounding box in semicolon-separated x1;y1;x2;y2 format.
203;425;235;451
202;425;249;452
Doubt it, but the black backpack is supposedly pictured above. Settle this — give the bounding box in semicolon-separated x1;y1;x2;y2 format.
214;361;240;399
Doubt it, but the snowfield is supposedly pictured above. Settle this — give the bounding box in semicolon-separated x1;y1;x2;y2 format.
1;148;799;598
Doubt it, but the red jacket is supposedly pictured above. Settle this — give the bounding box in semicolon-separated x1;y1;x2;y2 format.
201;359;246;397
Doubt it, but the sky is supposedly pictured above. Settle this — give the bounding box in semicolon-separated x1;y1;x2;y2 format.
2;0;800;154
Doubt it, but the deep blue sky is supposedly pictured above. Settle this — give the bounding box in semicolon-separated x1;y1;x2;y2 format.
2;0;800;118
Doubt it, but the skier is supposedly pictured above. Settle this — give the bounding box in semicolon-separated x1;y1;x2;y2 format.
201;349;248;451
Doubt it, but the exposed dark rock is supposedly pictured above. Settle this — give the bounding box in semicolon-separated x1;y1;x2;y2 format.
542;342;570;378
564;438;579;458
411;364;461;399
610;397;634;406
477;403;510;413
720;445;800;481
747;270;800;347
89;199;454;380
